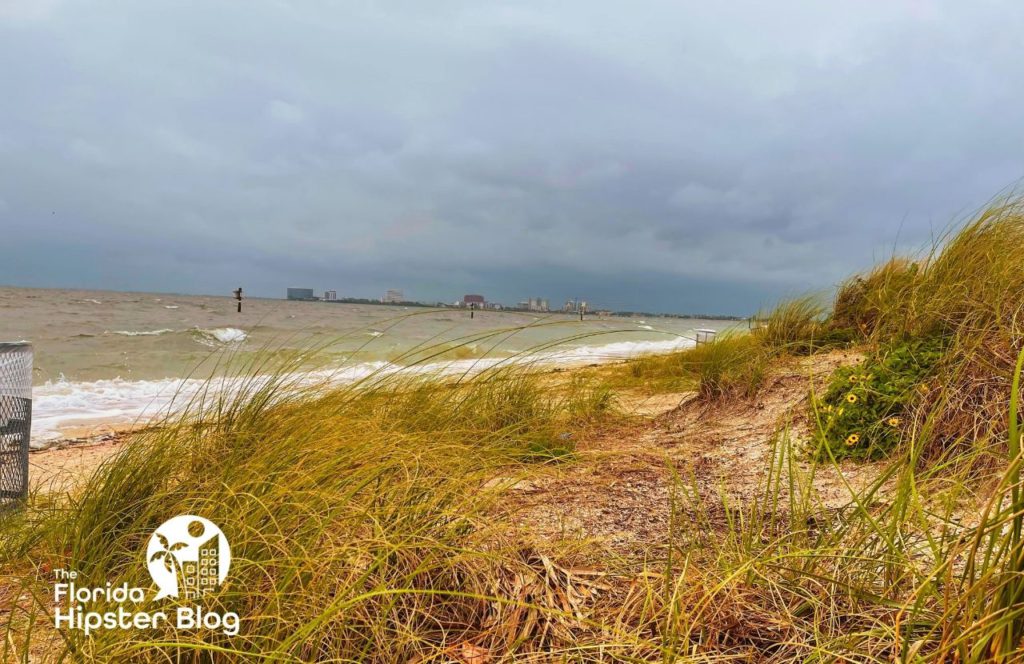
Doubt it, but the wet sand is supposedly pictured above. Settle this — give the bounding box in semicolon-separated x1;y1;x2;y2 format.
28;430;131;494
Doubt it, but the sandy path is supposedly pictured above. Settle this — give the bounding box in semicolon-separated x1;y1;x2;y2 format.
502;349;878;560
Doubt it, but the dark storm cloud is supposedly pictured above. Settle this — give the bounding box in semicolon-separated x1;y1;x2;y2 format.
1;0;1023;314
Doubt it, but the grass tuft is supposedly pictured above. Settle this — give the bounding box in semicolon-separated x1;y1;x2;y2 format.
826;196;1024;460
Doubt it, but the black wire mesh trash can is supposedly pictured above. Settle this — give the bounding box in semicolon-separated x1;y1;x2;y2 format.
0;342;31;505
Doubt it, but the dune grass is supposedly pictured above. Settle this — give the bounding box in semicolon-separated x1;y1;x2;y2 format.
4;343;1024;661
1;354;625;661
623;195;1024;465
617;295;834;399
827;195;1024;464
621;332;766;397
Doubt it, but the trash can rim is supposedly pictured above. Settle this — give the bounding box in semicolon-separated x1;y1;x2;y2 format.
0;341;32;350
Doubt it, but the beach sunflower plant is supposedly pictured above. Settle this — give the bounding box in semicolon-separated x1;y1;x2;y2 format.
811;335;946;460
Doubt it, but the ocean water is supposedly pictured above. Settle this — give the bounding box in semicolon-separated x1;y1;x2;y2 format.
0;287;738;441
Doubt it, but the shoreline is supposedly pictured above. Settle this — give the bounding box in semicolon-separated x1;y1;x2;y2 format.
30;423;140;452
28;336;704;444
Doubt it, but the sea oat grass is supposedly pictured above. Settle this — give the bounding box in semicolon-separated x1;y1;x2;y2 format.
4;344;1024;661
752;296;830;356
0;347;627;661
614;295;836;401
826;196;1024;461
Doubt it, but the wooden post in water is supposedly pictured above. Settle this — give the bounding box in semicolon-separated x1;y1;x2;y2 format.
234;287;243;313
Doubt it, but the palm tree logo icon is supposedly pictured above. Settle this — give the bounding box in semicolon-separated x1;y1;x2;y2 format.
149;532;187;576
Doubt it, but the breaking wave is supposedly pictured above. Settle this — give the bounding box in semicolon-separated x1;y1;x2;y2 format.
110;329;176;337
31;335;693;442
192;327;248;346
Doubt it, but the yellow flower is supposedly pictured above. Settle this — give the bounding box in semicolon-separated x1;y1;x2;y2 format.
848;375;859;383
825;404;833;413
845;433;860;446
887;417;901;427
918;384;930;394
846;393;858;404
837;407;845;416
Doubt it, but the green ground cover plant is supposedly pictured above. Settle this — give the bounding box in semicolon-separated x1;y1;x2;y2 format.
829;196;1024;456
811;336;946;460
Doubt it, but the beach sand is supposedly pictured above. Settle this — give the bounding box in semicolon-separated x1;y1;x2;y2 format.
28;429;131;494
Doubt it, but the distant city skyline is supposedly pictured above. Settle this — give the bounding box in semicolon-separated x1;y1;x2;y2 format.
267;269;780;315
279;285;748;318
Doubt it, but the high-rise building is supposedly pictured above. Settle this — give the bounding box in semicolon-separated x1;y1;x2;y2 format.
562;298;588;313
323;290;337;301
526;298;549;312
180;533;220;600
382;289;404;303
287;288;315;300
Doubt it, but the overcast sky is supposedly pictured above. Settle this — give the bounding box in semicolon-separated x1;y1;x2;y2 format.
1;1;1022;314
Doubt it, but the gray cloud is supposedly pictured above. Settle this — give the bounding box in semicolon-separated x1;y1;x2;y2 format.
1;0;1023;315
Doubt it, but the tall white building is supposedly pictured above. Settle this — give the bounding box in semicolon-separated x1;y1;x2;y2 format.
323;290;337;301
382;289;404;303
526;298;549;312
563;298;587;313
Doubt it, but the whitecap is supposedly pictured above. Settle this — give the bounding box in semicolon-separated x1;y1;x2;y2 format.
193;327;248;346
110;329;176;337
30;335;696;442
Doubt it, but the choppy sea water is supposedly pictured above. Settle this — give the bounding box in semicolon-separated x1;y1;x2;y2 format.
0;287;739;442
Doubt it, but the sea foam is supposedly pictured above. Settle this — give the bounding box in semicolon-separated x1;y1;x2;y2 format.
110;329;176;337
30;336;693;442
192;327;248;346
